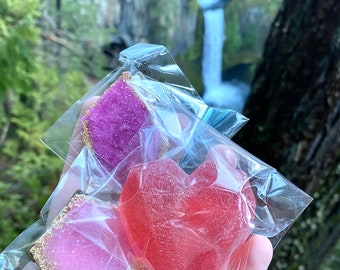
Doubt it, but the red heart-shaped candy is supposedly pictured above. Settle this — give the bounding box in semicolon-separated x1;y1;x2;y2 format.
119;153;255;269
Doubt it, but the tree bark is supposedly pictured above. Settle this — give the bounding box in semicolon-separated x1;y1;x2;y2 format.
234;0;340;269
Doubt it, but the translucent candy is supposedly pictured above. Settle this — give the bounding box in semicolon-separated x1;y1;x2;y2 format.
119;157;256;269
30;193;132;270
82;72;149;171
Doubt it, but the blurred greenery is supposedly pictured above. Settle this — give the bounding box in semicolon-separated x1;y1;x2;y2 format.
223;0;282;69
0;0;40;100
272;162;340;269
0;0;108;251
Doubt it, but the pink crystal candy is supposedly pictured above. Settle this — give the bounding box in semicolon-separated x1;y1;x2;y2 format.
82;72;149;171
30;193;133;270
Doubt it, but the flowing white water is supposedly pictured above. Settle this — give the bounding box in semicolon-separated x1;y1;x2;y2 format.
201;8;225;89
198;1;250;113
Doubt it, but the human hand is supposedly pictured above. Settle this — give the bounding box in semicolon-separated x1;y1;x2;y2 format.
246;235;273;270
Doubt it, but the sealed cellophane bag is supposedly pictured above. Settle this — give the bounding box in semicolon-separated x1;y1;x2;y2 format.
0;44;312;270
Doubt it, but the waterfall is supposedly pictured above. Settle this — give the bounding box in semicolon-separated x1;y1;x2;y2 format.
201;8;225;89
198;0;250;113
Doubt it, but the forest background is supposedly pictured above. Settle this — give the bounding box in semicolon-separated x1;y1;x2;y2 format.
0;0;339;269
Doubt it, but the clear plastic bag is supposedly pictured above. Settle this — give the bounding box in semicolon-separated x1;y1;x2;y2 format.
41;43;248;171
0;44;312;270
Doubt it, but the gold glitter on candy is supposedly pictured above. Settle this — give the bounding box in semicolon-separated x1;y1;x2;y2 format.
82;120;93;150
159;135;169;158
121;71;132;82
130;257;153;270
29;193;88;270
81;97;103;150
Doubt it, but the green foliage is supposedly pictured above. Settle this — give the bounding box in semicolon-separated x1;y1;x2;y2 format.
40;0;109;78
0;0;40;99
271;160;340;269
59;0;109;77
0;181;25;248
0;0;106;251
223;0;282;69
175;9;204;93
320;239;340;270
147;0;179;48
224;10;243;59
0;1;44;249
188;0;199;13
0;64;88;251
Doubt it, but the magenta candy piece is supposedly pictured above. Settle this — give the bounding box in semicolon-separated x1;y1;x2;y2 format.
82;73;149;171
30;193;133;270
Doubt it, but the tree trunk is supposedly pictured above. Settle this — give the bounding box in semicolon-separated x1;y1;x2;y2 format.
234;0;340;269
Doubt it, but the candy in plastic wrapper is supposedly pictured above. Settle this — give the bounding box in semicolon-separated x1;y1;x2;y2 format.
82;72;150;171
40;43;248;170
119;156;255;269
0;43;313;270
109;92;313;268
29;192;132;270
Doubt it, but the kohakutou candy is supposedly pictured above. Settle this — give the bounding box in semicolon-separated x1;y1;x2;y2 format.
119;151;256;270
82;72;150;172
29;193;133;270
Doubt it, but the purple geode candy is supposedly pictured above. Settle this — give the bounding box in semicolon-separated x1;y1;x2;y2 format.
82;72;149;171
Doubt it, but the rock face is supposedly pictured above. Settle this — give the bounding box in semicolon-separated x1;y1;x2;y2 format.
99;0;199;68
96;0;275;108
235;0;340;268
